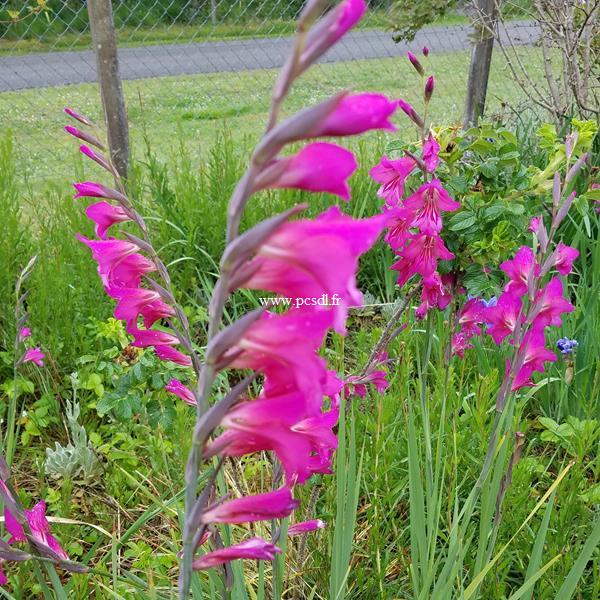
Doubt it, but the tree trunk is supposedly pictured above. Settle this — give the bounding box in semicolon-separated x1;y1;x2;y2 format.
463;0;498;128
87;0;129;178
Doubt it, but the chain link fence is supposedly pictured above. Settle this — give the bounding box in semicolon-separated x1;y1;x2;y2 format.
0;1;541;180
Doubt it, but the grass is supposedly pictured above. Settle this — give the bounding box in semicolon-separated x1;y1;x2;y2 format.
0;35;598;599
1;47;545;184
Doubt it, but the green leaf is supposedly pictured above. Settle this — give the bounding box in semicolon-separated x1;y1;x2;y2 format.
448;211;477;232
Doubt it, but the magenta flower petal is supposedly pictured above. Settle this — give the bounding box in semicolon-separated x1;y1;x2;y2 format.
201;487;299;525
554;242;579;276
73;181;127;204
165;379;196;406
85;202;131;240
288;519;326;536
402;179;460;234
255;142;357;200
192;537;281;571
109;287;174;328
486;291;523;345
24;501;69;561
4;508;25;544
422;134;440;172
19;327;31;341
128;327;180;348
235;207;386;333
22;347;45;367
310;93;398;137
154;345;192;366
369;155;416;206
500;246;540;297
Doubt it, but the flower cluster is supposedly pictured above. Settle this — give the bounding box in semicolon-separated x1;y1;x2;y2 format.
66;0;398;590
0;459;81;586
344;350;390;398
556;337;578;355
452;161;584;394
370;53;459;319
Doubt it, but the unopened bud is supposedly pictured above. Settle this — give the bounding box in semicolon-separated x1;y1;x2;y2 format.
407;51;424;76
397;99;424;129
422;46;430;56
424;76;435;102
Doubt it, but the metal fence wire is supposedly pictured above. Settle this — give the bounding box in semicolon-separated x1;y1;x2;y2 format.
0;1;542;180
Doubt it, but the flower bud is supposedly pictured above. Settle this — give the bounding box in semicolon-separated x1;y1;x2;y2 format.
424;76;435;102
407;51;424;76
397;99;424;129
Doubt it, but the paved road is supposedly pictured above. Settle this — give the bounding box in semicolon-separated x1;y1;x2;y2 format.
0;20;539;92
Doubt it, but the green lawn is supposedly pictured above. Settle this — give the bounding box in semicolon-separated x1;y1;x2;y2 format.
2;47;543;184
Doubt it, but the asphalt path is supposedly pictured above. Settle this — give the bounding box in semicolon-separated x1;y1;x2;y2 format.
0;20;539;92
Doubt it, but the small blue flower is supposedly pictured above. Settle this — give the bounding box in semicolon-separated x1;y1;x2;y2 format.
481;296;498;308
556;337;578;355
467;294;497;308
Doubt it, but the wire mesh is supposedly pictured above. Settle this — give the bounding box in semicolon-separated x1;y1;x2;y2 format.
0;1;543;181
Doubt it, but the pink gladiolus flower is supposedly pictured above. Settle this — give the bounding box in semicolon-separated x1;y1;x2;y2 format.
384;205;414;251
19;327;31;341
452;331;474;358
532;277;574;327
403;179;460;234
310;93;398;137
201;487;299;524
255;142;357;201
553;242;579;276
422;135;440;172
165;379;196;406
85;202;131;240
234;207;386;333
22;347;44;367
73;181;127;204
224;311;332;407
415;271;453;319
6;501;68;560
207;389;338;484
486;291;523;345
369;155;416;206
154;345;192;366
129;327;180;348
457;298;485;336
529;216;540;233
109;287;175;328
500;246;540;297
288;519;326;536
510;326;557;390
192;537;280;571
344;351;389;397
77;235;155;289
392;233;454;286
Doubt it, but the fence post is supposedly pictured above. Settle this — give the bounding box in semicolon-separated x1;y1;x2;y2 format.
463;0;498;128
87;0;129;178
